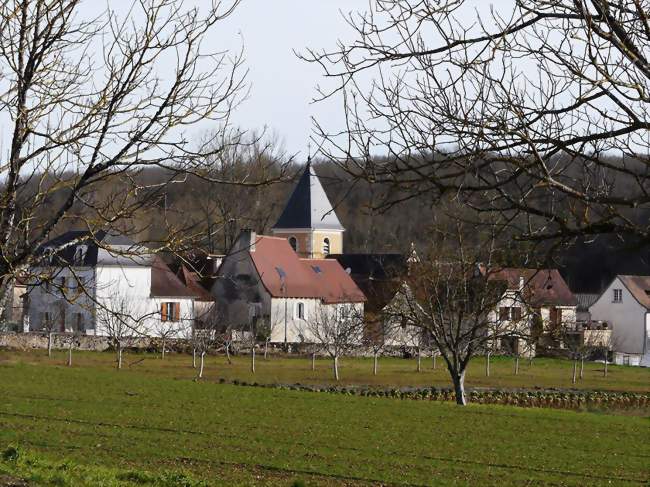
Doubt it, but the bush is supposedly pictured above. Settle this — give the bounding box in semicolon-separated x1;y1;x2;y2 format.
2;446;19;462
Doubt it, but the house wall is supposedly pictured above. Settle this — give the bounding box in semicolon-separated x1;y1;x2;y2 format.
28;265;194;338
27;267;96;333
589;277;646;355
269;298;364;344
211;241;272;329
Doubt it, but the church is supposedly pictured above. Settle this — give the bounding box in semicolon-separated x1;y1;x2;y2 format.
210;163;367;345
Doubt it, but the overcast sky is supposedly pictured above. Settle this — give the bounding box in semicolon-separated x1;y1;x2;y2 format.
215;0;367;158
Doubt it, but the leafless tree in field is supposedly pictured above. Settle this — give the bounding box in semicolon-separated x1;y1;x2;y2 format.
307;302;365;381
95;292;148;370
393;223;521;405
0;0;290;319
305;0;650;246
363;316;399;376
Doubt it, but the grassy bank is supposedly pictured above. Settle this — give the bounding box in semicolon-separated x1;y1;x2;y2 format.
0;356;648;486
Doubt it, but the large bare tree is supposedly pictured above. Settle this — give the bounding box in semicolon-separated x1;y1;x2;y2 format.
393;223;519;405
306;0;650;245
0;0;265;315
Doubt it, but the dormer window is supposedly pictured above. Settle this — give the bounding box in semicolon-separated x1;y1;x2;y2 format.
613;289;622;303
323;238;330;255
288;236;298;252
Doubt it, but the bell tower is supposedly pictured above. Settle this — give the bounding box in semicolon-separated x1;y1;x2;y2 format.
272;162;344;259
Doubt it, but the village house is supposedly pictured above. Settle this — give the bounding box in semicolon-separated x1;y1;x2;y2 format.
211;230;365;344
27;231;198;338
589;275;650;366
488;268;578;357
212;163;365;345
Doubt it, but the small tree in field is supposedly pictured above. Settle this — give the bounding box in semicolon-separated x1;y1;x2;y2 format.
96;293;148;370
364;316;398;376
307;302;364;381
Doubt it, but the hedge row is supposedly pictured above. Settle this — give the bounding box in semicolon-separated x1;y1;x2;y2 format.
216;378;650;411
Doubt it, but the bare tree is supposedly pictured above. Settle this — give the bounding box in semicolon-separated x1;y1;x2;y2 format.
306;1;650;246
307;302;365;381
0;0;276;318
394;223;518;405
96;293;148;370
363;316;398;376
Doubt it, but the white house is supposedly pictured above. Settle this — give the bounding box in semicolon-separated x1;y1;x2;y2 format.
211;230;366;345
27;231;198;338
488;268;578;356
589;275;650;366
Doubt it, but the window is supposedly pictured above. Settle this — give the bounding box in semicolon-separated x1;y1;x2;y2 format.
161;302;180;322
613;289;622;303
75;313;85;333
323;238;330;255
296;302;305;320
499;307;522;321
288;236;298;252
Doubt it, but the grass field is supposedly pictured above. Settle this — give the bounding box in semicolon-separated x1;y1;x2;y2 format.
2;348;649;392
0;351;649;486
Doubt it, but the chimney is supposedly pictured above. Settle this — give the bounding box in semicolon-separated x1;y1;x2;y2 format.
241;229;257;253
518;276;525;291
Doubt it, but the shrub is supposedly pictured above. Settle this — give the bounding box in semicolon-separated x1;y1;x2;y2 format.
2;446;19;462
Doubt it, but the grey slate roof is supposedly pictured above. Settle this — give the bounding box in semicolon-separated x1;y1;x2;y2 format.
273;163;344;231
39;230;152;267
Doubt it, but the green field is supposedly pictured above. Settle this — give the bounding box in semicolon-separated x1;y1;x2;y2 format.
0;350;649;486
2;349;649;393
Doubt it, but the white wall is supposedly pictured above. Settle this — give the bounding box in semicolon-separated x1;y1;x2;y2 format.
27;267;96;332
28;265;195;338
590;277;646;355
269;298;364;345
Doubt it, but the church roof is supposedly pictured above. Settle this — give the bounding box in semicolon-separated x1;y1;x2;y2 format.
273;163;344;231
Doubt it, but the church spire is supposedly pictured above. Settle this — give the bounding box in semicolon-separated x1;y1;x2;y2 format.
272;162;344;259
273;163;344;231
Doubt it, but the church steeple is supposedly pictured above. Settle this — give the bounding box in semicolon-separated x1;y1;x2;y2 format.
272;162;344;258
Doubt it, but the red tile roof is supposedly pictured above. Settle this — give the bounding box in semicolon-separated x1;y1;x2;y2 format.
249;236;365;304
618;275;650;309
150;257;199;298
488;268;577;307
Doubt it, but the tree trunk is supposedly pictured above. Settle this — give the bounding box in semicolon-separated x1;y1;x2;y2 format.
198;351;205;379
251;346;256;374
373;351;378;376
311;352;316;371
117;344;123;370
333;355;339;381
572;358;577;384
67;340;73;367
514;355;519;375
161;338;166;360
579;356;584;380
432;352;437;370
604;352;608;377
192;348;196;368
416;347;421;372
47;332;53;357
264;339;269;360
225;343;232;364
452;370;467;406
528;355;533;367
485;352;490;377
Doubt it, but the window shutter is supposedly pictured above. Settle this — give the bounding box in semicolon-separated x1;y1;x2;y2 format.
161;303;168;321
174;303;180;321
513;307;522;320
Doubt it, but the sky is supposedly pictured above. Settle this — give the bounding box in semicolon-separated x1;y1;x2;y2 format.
213;0;368;158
